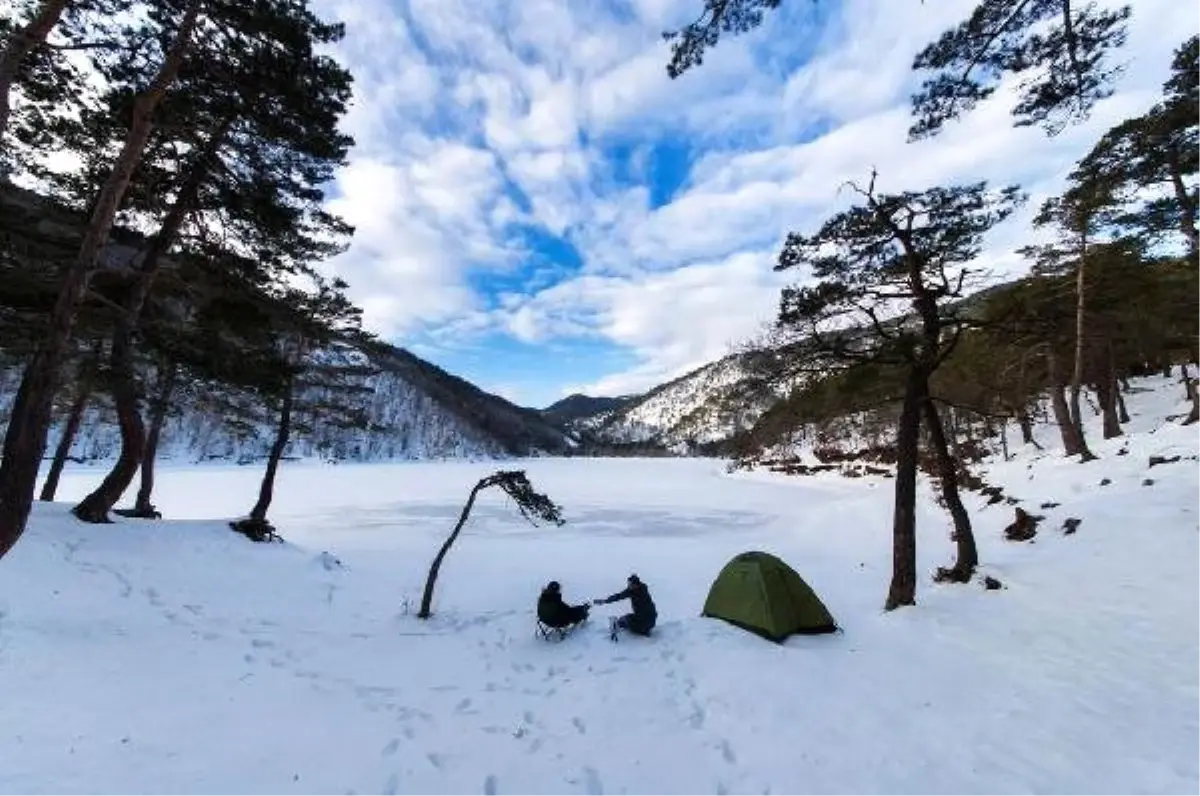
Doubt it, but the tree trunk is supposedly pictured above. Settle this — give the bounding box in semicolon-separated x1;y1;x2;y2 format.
1184;365;1200;425
38;383;90;503
923;396;977;582
249;374;294;524
132;360;177;517
71;317;144;523
0;1;201;559
1016;408;1035;445
0;0;70;143
885;366;923;612
1166;142;1199;256
418;481;485;619
1069;254;1097;461
1047;351;1082;456
1116;390;1130;424
1101;343;1123;438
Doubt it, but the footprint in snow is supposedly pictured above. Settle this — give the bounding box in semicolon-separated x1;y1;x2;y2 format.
572;717;587;735
455;697;473;713
426;752;443;769
483;774;499;795
718;739;737;764
383;773;399;795
381;738;400;757
583;766;604;795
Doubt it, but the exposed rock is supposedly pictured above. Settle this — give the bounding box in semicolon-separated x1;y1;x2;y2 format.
1003;507;1041;542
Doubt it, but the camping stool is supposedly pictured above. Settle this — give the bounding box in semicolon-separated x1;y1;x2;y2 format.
535;619;572;641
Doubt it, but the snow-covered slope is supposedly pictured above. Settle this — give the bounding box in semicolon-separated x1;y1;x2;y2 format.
0;341;570;464
579;350;798;450
2;378;1194;793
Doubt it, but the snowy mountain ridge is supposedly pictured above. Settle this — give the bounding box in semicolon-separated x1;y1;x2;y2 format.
0;340;572;466
558;349;806;452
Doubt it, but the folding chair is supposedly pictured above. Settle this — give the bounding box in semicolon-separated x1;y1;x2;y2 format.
535;619;573;641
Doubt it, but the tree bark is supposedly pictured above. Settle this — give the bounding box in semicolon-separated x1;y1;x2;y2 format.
923;396;977;581
0;0;70;144
38;381;90;503
418;480;486;619
132;359;177;517
248;373;294;524
0;1;201;559
1047;351;1082;456
885;366;923;611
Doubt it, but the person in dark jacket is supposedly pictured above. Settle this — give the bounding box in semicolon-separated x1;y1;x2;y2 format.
594;573;657;637
538;581;589;629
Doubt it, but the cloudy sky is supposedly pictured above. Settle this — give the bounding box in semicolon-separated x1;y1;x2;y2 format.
311;0;1197;408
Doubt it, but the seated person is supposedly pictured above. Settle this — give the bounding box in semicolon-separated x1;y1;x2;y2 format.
537;581;589;628
594;573;657;636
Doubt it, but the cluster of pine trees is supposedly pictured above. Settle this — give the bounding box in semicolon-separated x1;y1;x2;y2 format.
669;1;1197;609
0;0;375;557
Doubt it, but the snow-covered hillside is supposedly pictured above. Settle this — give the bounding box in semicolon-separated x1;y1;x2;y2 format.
1;378;1194;793
581;351;796;450
0;342;570;465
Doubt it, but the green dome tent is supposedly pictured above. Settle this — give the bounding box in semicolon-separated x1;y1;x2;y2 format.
702;551;837;641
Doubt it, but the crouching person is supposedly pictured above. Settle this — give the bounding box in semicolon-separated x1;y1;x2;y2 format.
594;573;657;637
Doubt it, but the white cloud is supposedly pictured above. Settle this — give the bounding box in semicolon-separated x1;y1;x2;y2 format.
313;0;1199;398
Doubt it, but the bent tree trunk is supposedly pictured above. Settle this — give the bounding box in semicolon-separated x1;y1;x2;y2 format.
418;480;486;619
885;366;924;611
249;374;295;525
72;313;146;523
38;382;91;503
132;360;177;517
923;397;977;582
0;1;201;559
0;0;70;142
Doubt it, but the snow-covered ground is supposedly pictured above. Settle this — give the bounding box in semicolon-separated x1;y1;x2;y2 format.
0;378;1196;794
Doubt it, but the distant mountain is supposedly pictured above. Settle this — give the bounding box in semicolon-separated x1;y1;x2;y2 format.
573;350;801;453
568;280;1023;454
540;394;638;427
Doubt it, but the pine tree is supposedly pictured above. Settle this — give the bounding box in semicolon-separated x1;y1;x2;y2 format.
1072;36;1198;255
0;0;201;560
231;276;369;541
663;0;1130;141
69;0;354;523
776;175;1022;606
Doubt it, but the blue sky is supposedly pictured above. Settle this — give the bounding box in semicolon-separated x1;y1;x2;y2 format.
314;0;1196;408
